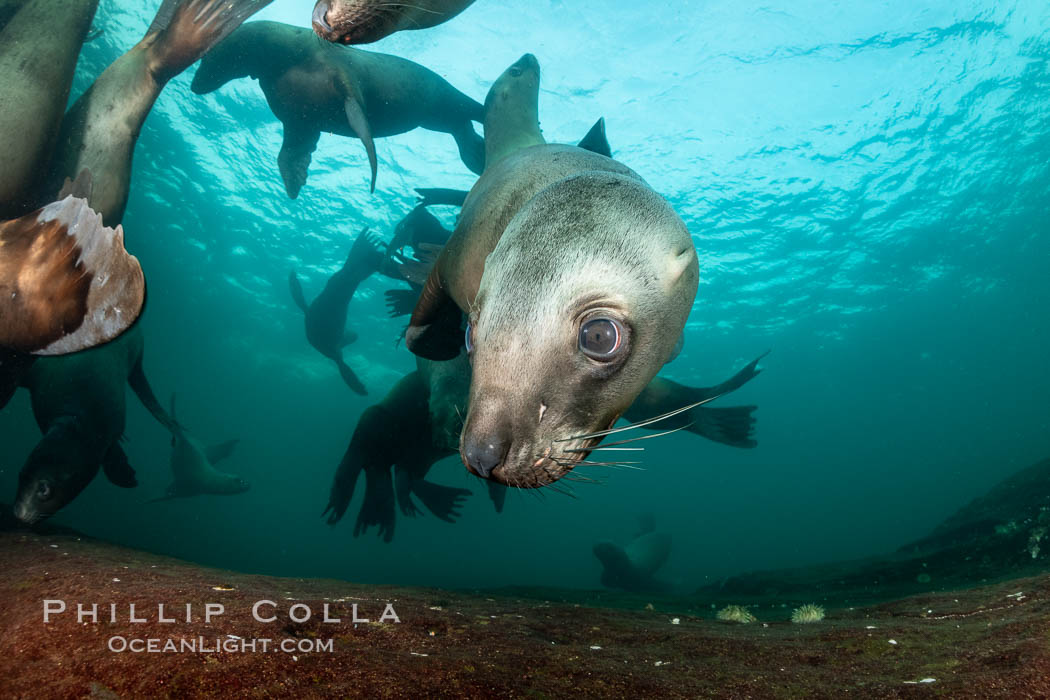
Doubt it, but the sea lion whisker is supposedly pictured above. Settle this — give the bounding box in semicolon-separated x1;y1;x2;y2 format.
563;446;644;452
572;423;694;450
555;394;723;443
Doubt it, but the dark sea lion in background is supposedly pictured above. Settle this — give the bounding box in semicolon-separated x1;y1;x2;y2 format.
12;325;176;524
289;228;383;395
148;395;247;502
405;54;714;489
312;0;478;45
0;0;99;218
190;21;486;196
0;175;147;410
594;515;673;593
45;0;273;225
326;353;764;542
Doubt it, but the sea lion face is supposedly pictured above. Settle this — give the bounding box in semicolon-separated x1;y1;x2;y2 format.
460;173;698;488
312;0;402;45
13;422;97;524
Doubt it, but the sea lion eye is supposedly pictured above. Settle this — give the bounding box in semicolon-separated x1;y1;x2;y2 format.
464;322;474;354
579;318;623;360
36;481;53;501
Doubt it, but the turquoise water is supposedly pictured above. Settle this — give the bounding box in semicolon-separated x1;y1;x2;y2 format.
1;0;1048;592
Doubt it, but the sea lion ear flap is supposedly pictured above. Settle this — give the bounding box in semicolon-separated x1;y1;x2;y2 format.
666;244;698;287
345;97;378;193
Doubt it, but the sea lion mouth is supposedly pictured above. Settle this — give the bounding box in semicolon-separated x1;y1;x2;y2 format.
311;3;336;38
312;0;397;44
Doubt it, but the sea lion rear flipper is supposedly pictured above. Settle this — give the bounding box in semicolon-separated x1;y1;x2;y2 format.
627;376;759;448
385;287;420;318
334;356;367;396
57;169;93;200
354;465;396;542
345;227;384;278
577;117;612;158
411;479;471;523
688;405;758;448
415;188;471;208
487;481;507;514
288;271;308;313
697;351;770;400
102;445;137;488
206;439;239;465
145;0;273;82
344;97;378;193
277;127;320;199
1;196;145;356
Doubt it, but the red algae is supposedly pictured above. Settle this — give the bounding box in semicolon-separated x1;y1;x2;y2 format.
2;531;1050;697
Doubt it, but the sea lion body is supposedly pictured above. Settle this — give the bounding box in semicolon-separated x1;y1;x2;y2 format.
12;325;175;523
407;55;700;489
594;523;673;593
154;397;246;500
312;0;477;45
289;229;381;395
191;21;485;196
0;0;99;217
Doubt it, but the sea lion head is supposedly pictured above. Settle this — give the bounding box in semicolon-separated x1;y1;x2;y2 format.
13;418;98;524
189;22;270;95
460;171;698;488
312;0;402;45
483;54;541;166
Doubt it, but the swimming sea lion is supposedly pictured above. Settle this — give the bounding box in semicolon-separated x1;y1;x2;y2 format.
327;352;764;542
12;325;176;524
148;395;247;502
190;21;485;196
0;0;99;217
405;54;705;489
46;0;272;224
0;178;146;410
593;515;673;593
289;228;382;395
312;0;478;45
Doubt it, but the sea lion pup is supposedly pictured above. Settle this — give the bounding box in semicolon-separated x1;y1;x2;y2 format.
12;325;176;524
0;0;99;218
593;515;673;593
149;395;247;502
289;228;382;395
323;354;472;543
312;0;478;45
45;0;273;225
327;353;764;541
189;21;486;196
0;174;146;410
404;54;706;488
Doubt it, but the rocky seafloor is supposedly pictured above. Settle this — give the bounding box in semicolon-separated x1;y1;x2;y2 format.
5;457;1050;698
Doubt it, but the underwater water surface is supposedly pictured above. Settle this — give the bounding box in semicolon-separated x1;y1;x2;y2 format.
1;0;1048;593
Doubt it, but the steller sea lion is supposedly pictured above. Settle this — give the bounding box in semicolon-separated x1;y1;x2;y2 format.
289;228;383;395
148;395;247;502
0;0;99;218
45;0;273;225
312;0;478;45
326;352;764;542
593;515;673;593
12;325;176;524
190;21;486;196
404;54;734;489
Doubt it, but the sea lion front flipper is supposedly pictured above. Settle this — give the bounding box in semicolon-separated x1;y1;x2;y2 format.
102;444;137;488
206;439;239;465
334;355;367;396
384;287;420;318
487;481;507;514
415;188;471;208
577;117;612;158
394;466;421;517
277;126;320;199
405;264;465;361
450;122;486;175
288;270;308;313
145;0;274;83
0;350;34;411
0;196;145;356
411;479;471;523
128;353;178;434
344;97;378;193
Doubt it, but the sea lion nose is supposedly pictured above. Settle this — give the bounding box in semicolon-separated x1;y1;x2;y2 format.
463;434;508;479
312;2;333;34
